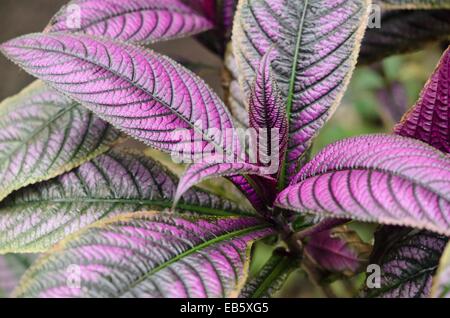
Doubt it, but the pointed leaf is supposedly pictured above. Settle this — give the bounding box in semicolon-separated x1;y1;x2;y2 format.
379;0;450;9
395;47;450;153
276;134;450;235
248;51;288;171
0;81;120;202
0;32;235;158
432;241;450;297
233;0;370;185
239;253;294;298
364;230;447;298
14;212;273;298
0;150;250;254
174;159;276;209
305;226;371;276
359;10;450;64
0;32;268;211
46;0;213;44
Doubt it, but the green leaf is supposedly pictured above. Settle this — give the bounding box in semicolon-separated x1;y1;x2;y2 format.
0;81;120;202
0;150;252;254
239;253;294;298
364;230;447;298
14;212;273;298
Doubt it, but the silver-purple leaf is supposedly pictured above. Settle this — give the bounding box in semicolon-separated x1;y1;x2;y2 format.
0;32;269;211
0;150;250;254
0;81;120;202
46;0;213;44
364;230;447;298
233;0;370;186
14;212;273;298
395;47;450;154
275;134;450;235
248;51;288;173
0;32;236;158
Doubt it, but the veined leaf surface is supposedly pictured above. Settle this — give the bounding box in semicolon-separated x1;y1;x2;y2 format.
46;0;213;44
233;0;370;186
0;33;235;158
0;81;120;202
395;47;450;154
275;134;450;235
359;10;450;64
0;150;249;254
0;32;269;211
175;160;277;210
248;51;288;172
14;212;273;298
364;230;447;298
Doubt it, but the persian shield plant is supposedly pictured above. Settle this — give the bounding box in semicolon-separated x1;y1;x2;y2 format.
0;0;449;298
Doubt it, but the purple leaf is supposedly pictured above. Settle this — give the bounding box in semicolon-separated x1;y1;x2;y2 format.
305;226;371;275
0;33;234;157
0;81;120;202
276;134;450;235
248;51;288;174
0;33;267;211
432;241;450;298
0;150;250;254
359;10;450;65
395;47;450;154
233;0;370;186
46;0;213;44
364;230;447;298
14;212;273;298
185;0;238;55
174;159;277;210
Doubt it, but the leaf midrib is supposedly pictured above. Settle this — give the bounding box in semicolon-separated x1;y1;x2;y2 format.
251;256;292;298
278;0;309;190
7;41;235;159
2;198;255;217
